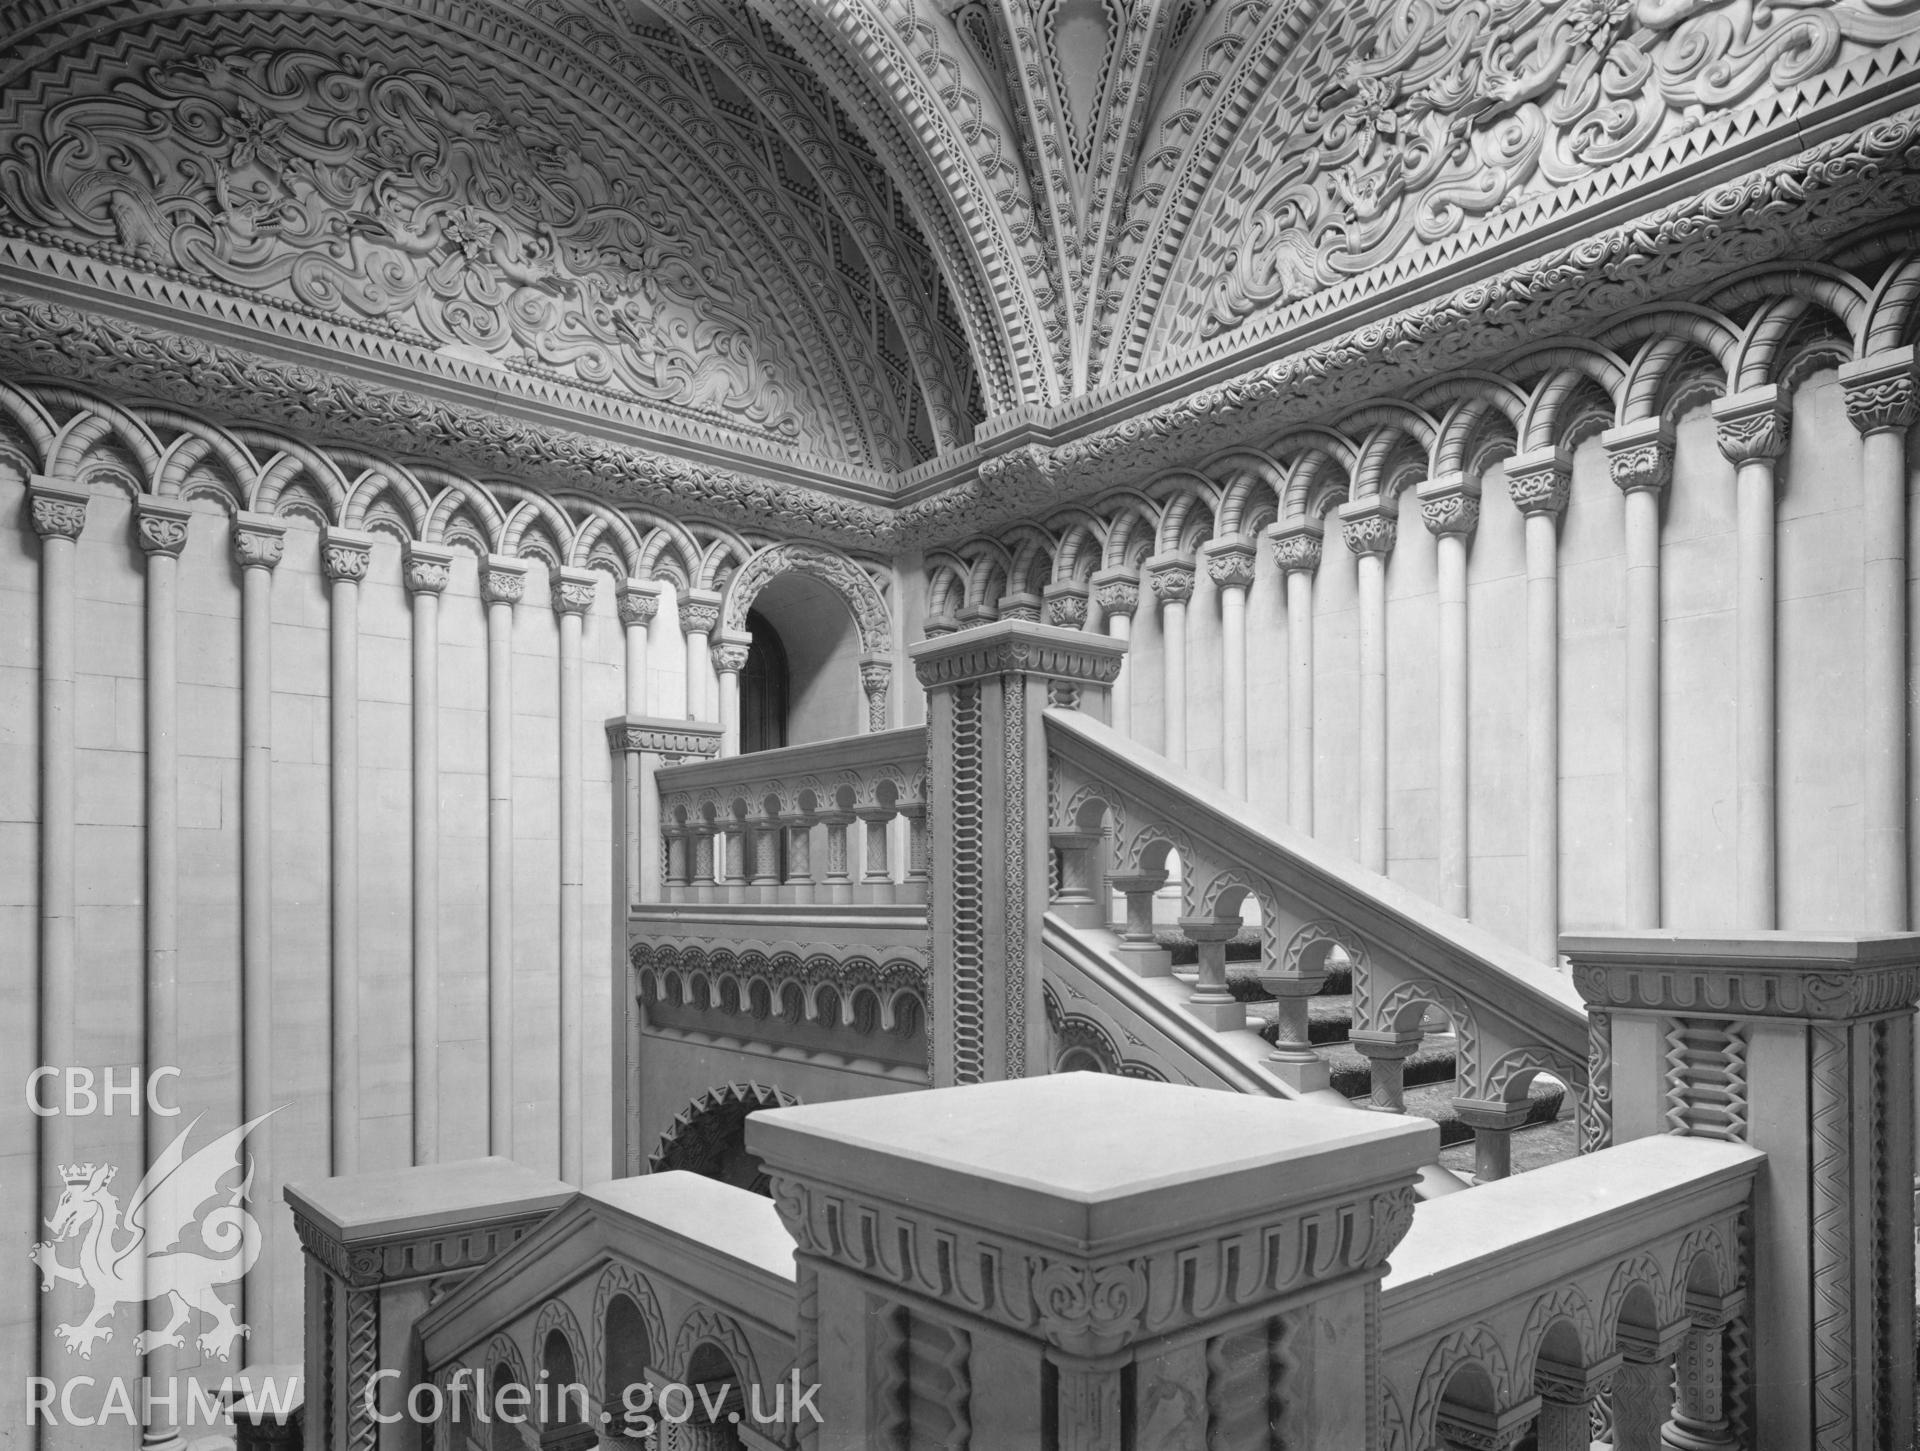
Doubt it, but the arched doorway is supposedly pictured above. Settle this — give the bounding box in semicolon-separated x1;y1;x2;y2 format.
741;607;789;755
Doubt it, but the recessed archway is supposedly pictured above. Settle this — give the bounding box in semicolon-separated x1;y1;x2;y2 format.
743;575;863;746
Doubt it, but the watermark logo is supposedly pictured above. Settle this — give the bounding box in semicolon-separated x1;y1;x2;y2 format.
30;1110;273;1362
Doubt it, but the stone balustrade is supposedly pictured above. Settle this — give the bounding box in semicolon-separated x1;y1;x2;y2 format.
1044;705;1587;1178
654;727;930;907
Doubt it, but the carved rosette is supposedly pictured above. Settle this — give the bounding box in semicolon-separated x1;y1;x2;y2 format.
28;483;88;542
1203;536;1257;592
1146;558;1195;607
321;531;372;584
860;658;892;732
1089;569;1140;619
1268;524;1323;576
617;580;661;628
1043;583;1090;630
1340;502;1397;558
1506;452;1572;519
403;544;453;596
1603;423;1675;496
134;499;192;558
679;595;722;637
232;515;287;572
1840;349;1920;436
1416;474;1481;538
551;568;597;617
1712;388;1790;465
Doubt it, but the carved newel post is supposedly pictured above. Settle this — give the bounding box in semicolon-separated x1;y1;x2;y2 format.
750;1074;1435;1451
1566;932;1920;1451
910;621;1125;1086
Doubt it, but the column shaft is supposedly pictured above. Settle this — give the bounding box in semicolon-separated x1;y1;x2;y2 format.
1357;551;1388;875
322;529;373;1174
1286;566;1316;833
1526;510;1560;962
1206;537;1257;797
405;544;452;1165
1437;533;1469;915
1624;487;1662;926
1162;598;1187;765
482;557;526;1157
1106;613;1132;731
554;569;594;1184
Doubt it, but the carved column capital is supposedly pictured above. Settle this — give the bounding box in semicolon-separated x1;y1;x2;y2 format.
678;587;722;636
481;553;528;606
232;512;287;572
996;591;1043;623
1202;534;1258;591
1416;472;1481;537
551;565;597;617
28;480;88;541
1089;567;1140;618
1266;521;1324;575
1338;497;1397;557
1601;418;1674;495
710;629;752;675
1839;346;1920;436
1145;553;1195;606
321;527;374;584
1712;385;1789;464
133;498;193;559
1042;581;1090;629
617;578;661;628
1505;447;1572;518
859;656;892;732
403;541;455;596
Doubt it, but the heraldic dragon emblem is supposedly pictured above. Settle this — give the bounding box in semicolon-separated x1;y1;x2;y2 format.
30;1113;273;1361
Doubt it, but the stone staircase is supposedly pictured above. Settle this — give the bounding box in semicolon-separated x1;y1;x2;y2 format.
1161;929;1576;1177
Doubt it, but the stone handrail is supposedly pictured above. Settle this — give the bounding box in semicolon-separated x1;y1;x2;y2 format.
1044;708;1588;1140
1381;1134;1763;1451
654;726;929;906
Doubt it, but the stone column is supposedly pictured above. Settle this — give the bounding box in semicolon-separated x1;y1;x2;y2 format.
818;809;855;906
1533;1356;1619;1451
481;556;527;1157
1204;534;1258;797
1417;473;1480;918
1108;872;1171;975
679;587;721;721
1448;1096;1534;1183
1181;915;1246;1030
322;526;374;1175
233;511;286;1353
1601;421;1673;929
1507;449;1571;964
711;629;750;756
751;1073;1435;1451
859;656;892;733
1613;1322;1690;1451
552;566;596;1186
1146;553;1195;767
910;621;1126;1084
857;806;895;903
289;1159;569;1451
1711;387;1789;928
1090;568;1139;736
1663;1286;1743;1451
1567;932;1920;1450
1270;521;1324;834
1339;498;1397;874
615;581;660;909
1839;348;1916;931
135;496;191;1446
403;542;454;1166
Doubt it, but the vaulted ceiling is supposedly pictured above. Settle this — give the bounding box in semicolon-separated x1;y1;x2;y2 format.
2;0;1916;481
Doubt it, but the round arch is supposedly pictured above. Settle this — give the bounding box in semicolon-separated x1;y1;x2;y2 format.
648;1083;799;1196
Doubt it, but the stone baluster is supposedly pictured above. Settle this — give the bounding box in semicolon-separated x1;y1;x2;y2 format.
552;565;596;1187
1182;914;1245;1030
1048;829;1106;928
711;629;750;756
1838;348;1917;930
1109;872;1172;975
1090;567;1140;736
679;587;721;721
1204;534;1258;798
1662;1286;1744;1451
322;525;374;1175
692;814;718;903
783;804;816;904
1710;387;1789;928
1268;520;1323;834
1600;421;1673;929
481;555;527;1156
1612;1321;1689;1451
718;806;749;905
750;801;783;903
859;656;892;733
1260;944;1331;1094
898;799;930;904
1506;448;1571;964
1348;1030;1422;1112
1567;932;1920;1447
233;511;286;1348
750;1073;1434;1451
1339;498;1397;874
1533;1355;1620;1451
1146;553;1195;766
1447;1096;1533;1183
857;802;895;903
1416;473;1479;918
819;807;856;905
404;541;455;1166
663;820;692;901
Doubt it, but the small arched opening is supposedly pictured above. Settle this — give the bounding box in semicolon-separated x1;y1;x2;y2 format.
603;1295;653;1440
742;573;862;748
